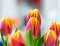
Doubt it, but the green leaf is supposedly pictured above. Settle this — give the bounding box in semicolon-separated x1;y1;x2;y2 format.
26;30;33;46
33;34;41;46
26;29;41;46
58;37;60;46
37;36;44;46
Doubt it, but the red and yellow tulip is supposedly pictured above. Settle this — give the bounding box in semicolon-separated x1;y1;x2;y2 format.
26;17;40;38
26;9;41;25
8;29;25;46
0;17;12;36
25;17;40;46
44;29;58;46
49;22;60;37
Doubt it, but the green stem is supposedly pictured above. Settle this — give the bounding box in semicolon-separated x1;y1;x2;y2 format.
0;31;6;46
37;36;44;46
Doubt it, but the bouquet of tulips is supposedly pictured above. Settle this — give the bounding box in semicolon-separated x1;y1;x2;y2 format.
0;9;60;46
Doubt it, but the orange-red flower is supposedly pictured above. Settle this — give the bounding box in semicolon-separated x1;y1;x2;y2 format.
26;9;41;25
44;29;58;46
8;30;25;46
0;17;12;36
25;17;40;38
49;22;60;37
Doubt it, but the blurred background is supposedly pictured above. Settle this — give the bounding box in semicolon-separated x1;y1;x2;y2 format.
0;0;60;44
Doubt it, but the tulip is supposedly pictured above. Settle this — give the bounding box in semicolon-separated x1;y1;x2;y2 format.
8;29;25;46
0;17;12;36
49;22;60;37
26;17;40;38
44;29;58;46
25;17;40;46
26;9;41;25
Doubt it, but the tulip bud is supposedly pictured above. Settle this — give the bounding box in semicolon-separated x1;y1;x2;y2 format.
44;29;58;46
26;9;41;25
8;29;25;46
26;17;40;38
49;22;60;37
25;17;40;46
0;17;12;36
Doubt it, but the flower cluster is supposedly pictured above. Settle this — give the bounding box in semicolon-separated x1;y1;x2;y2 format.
0;9;60;46
0;17;25;46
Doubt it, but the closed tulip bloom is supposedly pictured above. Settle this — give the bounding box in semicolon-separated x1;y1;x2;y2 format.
8;30;25;46
26;9;41;25
49;22;60;37
44;30;58;46
0;17;12;36
26;17;40;38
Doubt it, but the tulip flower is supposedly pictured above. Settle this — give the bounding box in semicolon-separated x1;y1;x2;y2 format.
26;17;40;38
8;29;25;46
0;17;12;36
26;9;41;25
25;17;40;46
44;29;58;46
49;22;60;37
